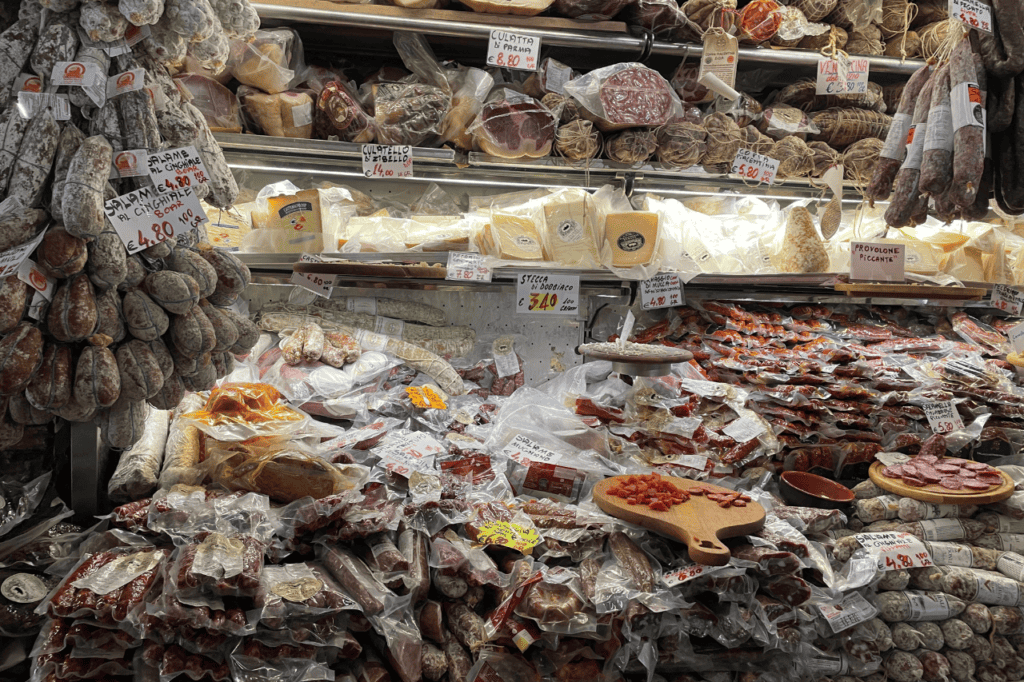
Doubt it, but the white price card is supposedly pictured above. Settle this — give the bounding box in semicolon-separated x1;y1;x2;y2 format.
290;254;333;298
950;0;993;33
991;284;1024;314
446;252;492;282
850;242;905;282
104;186;208;255
362;144;413;179
147;146;209;192
16;92;71;120
16;259;55;301
486;30;540;71
731;148;779;185
516;273;579;315
845;58;870;95
818;591;878;633
816;54;850;95
922;401;965;434
26;290;45;320
697;32;739;91
1008;321;1024;353
501;435;563;466
855;531;934;572
662;562;725;587
377;432;444;477
723;416;766;443
640;273;683;310
0;229;47;278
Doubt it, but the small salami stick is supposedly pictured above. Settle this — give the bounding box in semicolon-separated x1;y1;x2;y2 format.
885;73;937;227
920;64;953;196
949;38;986;208
867;63;932;203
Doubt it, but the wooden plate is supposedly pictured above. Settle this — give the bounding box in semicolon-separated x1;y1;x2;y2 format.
293;261;446;279
868;461;1015;505
834;282;987;300
593;476;765;565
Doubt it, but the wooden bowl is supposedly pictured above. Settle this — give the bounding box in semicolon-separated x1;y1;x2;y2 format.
780;471;854;510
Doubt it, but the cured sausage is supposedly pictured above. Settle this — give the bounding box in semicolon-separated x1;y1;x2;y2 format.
884;73;935;227
63;136;113;241
949;38;986;208
867;64;932;203
919;63;953;196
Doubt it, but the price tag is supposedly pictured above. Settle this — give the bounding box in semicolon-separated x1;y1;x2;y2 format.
346;297;377;315
501;434;563;466
850;242;905;282
26;290;45;321
545;63;572;95
991;284;1024;314
723;416;766;443
486;30;540;72
663;562;725;587
731;148;779;185
855;531;934;572
50;61;104;87
104;186;208;255
950;0;993;33
922;401;965;434
816;54;850;95
290;255;333;298
0;196;22;219
374;316;405;337
845;58;870;94
675;454;708;471
406;386;447;410
818;591;878;633
362;144;413;179
446;252;492;282
376;432;444;477
640;273;683;310
697;32;738;91
16;259;54;301
1008;321;1024;353
494;348;520;378
147;146;210;192
0;229;47;278
106;68;145;99
16;92;71;120
516;273;579;315
354;329;389;352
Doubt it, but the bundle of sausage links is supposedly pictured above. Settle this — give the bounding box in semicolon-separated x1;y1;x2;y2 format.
0;0;262;450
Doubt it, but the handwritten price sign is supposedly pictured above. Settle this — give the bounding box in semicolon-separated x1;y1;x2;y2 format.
104;186;207;255
662;562;724;587
516;273;579;315
290;255;333;298
856;531;933;572
362;145;413;179
446;252;492;282
147;146;209;193
950;0;992;33
991;284;1024;314
640;273;683;310
922;401;965;435
376;432;444;478
486;30;540;71
731;149;779;186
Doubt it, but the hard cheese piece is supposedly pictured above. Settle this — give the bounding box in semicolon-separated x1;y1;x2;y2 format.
543;190;600;268
490;214;544;261
605;212;658;268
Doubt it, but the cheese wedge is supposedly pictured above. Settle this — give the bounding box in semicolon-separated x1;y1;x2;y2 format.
542;190;600;268
491;213;544;260
605;212;658;267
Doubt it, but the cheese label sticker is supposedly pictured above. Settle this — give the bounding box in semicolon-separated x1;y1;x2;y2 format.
850;242;905;282
487;30;540;72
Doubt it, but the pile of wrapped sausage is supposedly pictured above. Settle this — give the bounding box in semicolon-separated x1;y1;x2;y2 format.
0;0;264;451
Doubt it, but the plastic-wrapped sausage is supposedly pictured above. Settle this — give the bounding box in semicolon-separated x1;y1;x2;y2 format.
990;606;1024;635
421;641;446;681
924;541;1000;571
918;650;952;682
940;619;974;649
418;600;444;645
608;532;655;592
856;495;902;523
443;601;485;651
861;618;895;652
899;500;979;523
434;571;468;599
941;567;1024;606
896;520;986;543
398;524;429;604
443;628;472;682
318;545;389;615
874;591;966;622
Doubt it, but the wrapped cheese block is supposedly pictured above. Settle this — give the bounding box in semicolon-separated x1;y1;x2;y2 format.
243;90;313;138
541;189;601;268
605;212;658;267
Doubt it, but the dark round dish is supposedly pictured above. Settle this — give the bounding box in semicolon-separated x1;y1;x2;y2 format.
779;471;855;510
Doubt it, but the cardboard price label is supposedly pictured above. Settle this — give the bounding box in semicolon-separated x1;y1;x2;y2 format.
731;148;779;185
289;262;333;299
147;146;209;192
377;432;444;477
991;284;1024;314
104;186;207;255
663;562;725;587
850;242;905;282
487;30;540;71
362;144;412;179
816;54;850;95
516;273;579;315
950;0;992;33
501;435;563;466
640;273;683;310
1008;321;1024;353
446;252;492;282
106;68;145;99
922;401;965;434
856;531;934;572
818;591;878;633
16;259;55;301
698;32;738;91
406;386;447;410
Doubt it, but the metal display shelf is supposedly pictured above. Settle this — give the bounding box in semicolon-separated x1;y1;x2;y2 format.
215;133;456;164
253;0;925;76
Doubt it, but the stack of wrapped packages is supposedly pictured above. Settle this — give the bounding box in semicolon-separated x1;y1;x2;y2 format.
11;293;1024;681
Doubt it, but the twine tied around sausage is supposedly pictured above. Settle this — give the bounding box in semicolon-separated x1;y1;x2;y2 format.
894;1;919;62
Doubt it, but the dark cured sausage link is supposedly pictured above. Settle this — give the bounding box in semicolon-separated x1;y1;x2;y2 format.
867;64;932;204
885;73;936;227
963;58;993;220
988;75;1016;134
919;63;953;196
978;0;1024;78
950;38;986;208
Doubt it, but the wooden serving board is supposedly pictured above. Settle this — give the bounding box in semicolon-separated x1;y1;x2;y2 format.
834;282;987;300
868;461;1015;505
293;261;447;279
593;476;765;565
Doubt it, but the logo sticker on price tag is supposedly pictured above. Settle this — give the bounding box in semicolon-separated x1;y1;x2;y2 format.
362;145;413;179
447;252;492;282
731;148;779;185
50;61;104;87
486;30;540;71
147;146;209;192
16;259;54;301
818;591;878;633
850;242;905;282
922;401;965;434
104;186;208;255
501;435;563;466
640;273;683;310
516;273;579;315
991;284;1024;314
290;254;333;298
855;531;934;572
950;0;992;33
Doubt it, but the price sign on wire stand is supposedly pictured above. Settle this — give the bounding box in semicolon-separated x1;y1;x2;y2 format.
486;30;540;71
922;401;965;434
516;273;579;315
950;0;993;33
640;273;683;310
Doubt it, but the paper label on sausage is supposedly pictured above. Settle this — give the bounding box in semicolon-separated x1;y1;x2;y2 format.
354;329;388;352
374;316;405;337
996;553;1024;583
346;297;377;315
906;591;956;620
806;654;849;676
71;550;163;595
545;63;572;95
975;571;1021;606
922;103;953;153
926;541;976;567
920;519;966;541
880;113;912;161
995;534;1024;553
494;347;520;378
952;82;985;131
902;122;927;171
818;591;878;633
996;517;1024;534
662;562;725;587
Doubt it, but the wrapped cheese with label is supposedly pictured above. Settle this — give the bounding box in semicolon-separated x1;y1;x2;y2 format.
250;184;323;252
540;188;600;268
604;212;659;267
241;89;314;138
482;210;546;261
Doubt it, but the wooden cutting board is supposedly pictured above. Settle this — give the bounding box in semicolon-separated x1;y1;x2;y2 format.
593;476;766;565
868;461;1015;505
